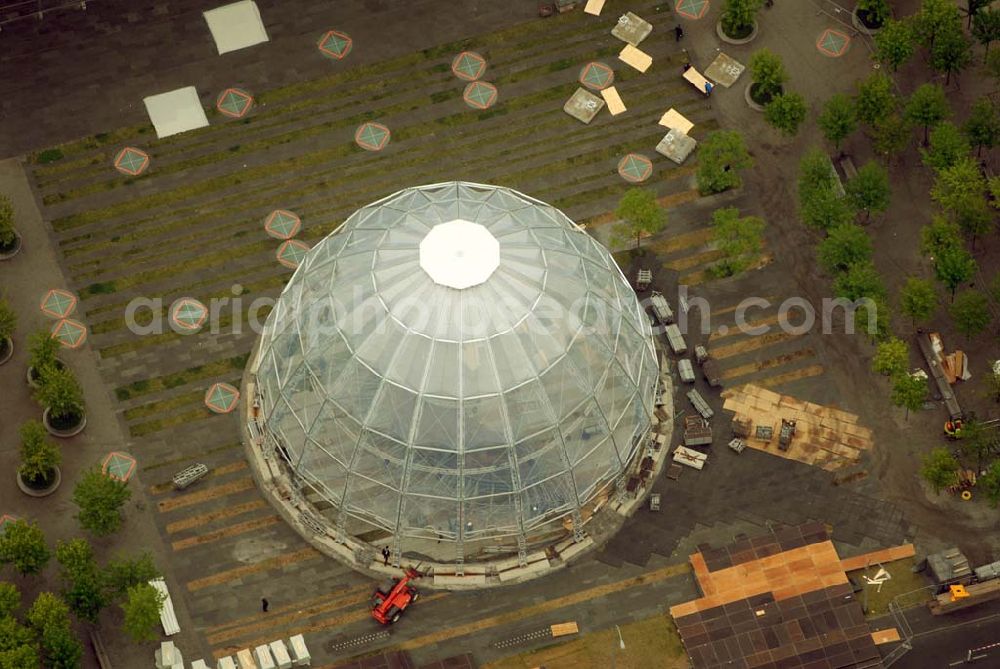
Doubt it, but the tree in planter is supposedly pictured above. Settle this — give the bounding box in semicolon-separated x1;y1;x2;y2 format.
748;49;787;105
696;131;753;194
922;121;971;172
818;223;872;273
972;7;1000;61
121;583;165;643
854;71;895;129
874;18;916;70
963;96;1000;156
721;0;762;39
55;539;106;623
904;83;950;146
856;0;890;29
0;194;17;255
764;93;808;137
27;330;60;382
845;161;890;221
27;592;82;669
833;261;886;302
709;207;765;277
18;420;61;490
931;24;973;85
35;363;85;432
612;188;666;250
950;290;992;338
892;372;929;419
934;245;977;300
72;467;132;536
818;94;857;153
872;337;909;377
0;519;50;575
920;447;960;492
0;295;15;361
900;277;939;327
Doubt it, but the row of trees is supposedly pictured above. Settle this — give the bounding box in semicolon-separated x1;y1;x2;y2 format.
0;521;165;664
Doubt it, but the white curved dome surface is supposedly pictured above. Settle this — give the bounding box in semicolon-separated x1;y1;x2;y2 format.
252;182;658;553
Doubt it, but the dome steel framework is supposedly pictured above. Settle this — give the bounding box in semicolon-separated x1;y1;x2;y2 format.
248;182;658;561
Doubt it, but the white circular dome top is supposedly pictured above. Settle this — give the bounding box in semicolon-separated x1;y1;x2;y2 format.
418;220;500;289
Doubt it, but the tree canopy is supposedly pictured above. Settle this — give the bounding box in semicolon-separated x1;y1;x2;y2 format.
696;131;753;195
950;290;992;338
875;18;917;71
0;520;50;576
764;93;808;137
922;121;971;172
72;467;132;537
899;277;939;326
921;447;960;492
710;207;766;277
613;188;666;249
872;337;910;376
904;83;950;145
818;223;872;273
845;161;891;220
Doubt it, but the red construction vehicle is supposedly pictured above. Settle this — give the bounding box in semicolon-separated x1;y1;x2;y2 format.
370;567;421;625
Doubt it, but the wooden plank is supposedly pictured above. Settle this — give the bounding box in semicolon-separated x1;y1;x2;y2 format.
551;622;580;637
619;44;652;72
658;108;694;133
871;628;901;645
600;86;626;115
584;0;605;15
840;544;916;572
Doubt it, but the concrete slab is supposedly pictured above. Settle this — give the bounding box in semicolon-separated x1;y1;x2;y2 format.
143;87;210;139
203;1;270;55
611;12;652;46
656;129;697;164
563;87;605;124
704;52;746;88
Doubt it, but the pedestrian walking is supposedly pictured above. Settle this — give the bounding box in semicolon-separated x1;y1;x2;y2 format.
674;24;684;41
382;546;391;566
262;598;269;613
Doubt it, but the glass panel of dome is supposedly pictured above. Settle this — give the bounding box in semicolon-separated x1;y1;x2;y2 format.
344;477;399;526
307;401;361;467
377;332;429;392
539;357;589;420
400;496;458;537
463;447;514;497
354;316;405;374
561;400;609;462
504;379;556;442
327;356;382;418
596;360;634;431
462;495;518;535
351;432;407;491
514;430;569;487
367;381;418;444
461;339;500;397
513;311;565;377
405;449;459;498
462;396;509;451
521;474;576;520
572;439;617;491
414;396;460;451
280;363;322;431
423;340;460;397
611;408;640;461
314;330;353;388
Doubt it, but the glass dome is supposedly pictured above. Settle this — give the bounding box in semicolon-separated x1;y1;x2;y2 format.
250;182;658;557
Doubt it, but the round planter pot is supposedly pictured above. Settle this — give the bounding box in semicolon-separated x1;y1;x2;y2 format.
43;406;87;438
0;232;22;261
16;466;62;498
26;359;66;388
744;83;766;112
852;7;883;35
717;19;758;45
0;337;12;366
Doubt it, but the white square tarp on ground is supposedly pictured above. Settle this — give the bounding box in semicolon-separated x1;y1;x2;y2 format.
143;87;210;139
204;0;270;55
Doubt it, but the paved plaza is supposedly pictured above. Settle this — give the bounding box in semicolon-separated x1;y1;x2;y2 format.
0;0;979;667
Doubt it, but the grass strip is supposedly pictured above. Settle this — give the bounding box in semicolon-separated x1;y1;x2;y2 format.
114;353;248;401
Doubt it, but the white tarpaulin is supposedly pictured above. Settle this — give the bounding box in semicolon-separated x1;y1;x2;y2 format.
203;1;270;55
143;87;210;139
